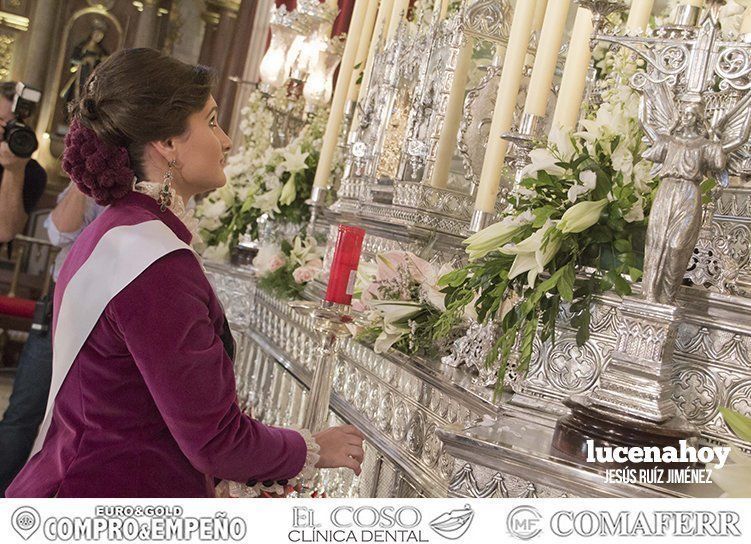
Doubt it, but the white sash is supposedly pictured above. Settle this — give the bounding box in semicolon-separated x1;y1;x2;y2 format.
30;220;195;458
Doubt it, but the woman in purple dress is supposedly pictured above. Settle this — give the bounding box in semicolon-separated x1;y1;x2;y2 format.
6;48;364;498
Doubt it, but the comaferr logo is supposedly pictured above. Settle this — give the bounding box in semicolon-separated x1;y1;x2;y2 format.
504;507;742;539
550;510;741;537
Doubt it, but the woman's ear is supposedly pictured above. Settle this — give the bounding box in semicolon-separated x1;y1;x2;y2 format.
150;138;176;164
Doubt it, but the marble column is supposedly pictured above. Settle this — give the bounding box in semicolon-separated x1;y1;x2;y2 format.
22;0;63;90
198;6;221;66
132;0;160;48
218;0;258;129
201;0;240;74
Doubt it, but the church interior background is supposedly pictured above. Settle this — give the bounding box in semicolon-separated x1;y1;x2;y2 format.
4;0;751;500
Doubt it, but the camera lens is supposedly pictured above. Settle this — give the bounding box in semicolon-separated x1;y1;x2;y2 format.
6;124;38;158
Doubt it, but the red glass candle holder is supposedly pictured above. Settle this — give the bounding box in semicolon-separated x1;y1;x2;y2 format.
325;225;366;306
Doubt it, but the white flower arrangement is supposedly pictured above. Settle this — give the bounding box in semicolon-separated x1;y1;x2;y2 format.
435;45;663;391
351;251;461;355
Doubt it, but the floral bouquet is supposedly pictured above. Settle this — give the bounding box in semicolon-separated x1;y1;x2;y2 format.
252;236;324;299
352;251;464;357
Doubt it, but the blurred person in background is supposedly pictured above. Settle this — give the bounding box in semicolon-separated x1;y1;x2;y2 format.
0;81;47;243
0;181;104;496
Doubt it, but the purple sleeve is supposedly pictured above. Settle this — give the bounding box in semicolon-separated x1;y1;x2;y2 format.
109;249;308;482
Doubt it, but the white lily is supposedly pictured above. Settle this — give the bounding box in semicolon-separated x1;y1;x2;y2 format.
520;147;566;179
624;196;645;223
200;215;222;231
354;260;378;298
421;262;454;311
548;125;576;162
199;199;228;219
252;186;283;214
508;252;541;288
557;199;608;234
567;170;598;204
289;236;308;267
201;242;230;263
611;139;634;177
280;146;309;173
370;300;424;324
373;324;409;354
370;301;423;354
502;221;561;288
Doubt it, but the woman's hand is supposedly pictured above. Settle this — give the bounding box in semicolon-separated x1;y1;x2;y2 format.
313;425;365;476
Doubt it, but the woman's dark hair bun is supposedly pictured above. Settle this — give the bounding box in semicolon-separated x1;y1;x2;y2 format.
63;47;215;205
63;119;135;206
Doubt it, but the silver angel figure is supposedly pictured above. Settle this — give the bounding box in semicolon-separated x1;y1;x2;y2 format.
638;86;751;304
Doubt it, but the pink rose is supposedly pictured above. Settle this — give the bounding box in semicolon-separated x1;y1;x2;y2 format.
293;265;319;284
268;255;286;273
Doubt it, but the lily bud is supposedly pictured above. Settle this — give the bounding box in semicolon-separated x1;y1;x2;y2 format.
557;199;608;234
279;175;297;206
464;217;531;261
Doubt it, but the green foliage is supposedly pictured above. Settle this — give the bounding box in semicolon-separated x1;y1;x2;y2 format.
257;266;306;300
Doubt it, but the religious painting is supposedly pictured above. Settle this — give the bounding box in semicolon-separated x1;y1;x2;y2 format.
44;6;123;154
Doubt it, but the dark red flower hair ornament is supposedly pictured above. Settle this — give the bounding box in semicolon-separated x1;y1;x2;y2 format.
62;119;135;206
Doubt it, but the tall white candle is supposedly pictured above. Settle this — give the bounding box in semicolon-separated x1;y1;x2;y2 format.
346;0;381;102
313;0;370;189
742;7;751;34
626;0;654;31
552;7;593;130
387;0;410;41
474;0;539;213
525;0;548;68
524;0;571;118
533;0;549;31
429;40;473;188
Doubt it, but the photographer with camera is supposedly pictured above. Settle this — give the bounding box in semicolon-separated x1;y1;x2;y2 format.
0;81;47;243
0;81;55;495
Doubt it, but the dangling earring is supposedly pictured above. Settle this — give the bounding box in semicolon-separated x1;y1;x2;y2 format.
158;159;176;212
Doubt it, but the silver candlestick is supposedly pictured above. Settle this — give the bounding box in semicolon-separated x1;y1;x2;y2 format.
288;301;356;433
576;0;627;31
501;112;546;186
306;186;328;237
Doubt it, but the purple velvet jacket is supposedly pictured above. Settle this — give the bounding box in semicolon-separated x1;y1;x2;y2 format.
6;191;307;497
